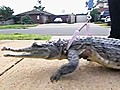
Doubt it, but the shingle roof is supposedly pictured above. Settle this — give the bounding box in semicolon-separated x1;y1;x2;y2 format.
16;9;54;16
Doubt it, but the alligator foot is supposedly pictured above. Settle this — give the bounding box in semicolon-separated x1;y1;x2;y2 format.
50;63;78;83
50;71;61;83
50;50;79;83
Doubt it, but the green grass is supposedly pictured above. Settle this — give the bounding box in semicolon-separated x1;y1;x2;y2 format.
0;33;51;40
94;21;104;24
94;21;111;27
0;24;38;29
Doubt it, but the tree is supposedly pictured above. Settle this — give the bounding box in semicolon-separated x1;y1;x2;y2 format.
0;5;14;24
90;9;100;22
108;0;120;39
33;0;45;11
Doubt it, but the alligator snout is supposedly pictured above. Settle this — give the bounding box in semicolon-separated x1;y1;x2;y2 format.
1;47;9;51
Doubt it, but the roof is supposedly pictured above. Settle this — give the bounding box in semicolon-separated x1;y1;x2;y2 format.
16;9;54;16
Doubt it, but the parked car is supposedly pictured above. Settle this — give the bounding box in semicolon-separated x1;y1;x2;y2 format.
105;16;111;25
54;18;63;23
99;10;110;22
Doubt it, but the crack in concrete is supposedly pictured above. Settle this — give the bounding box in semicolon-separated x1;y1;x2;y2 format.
0;58;24;76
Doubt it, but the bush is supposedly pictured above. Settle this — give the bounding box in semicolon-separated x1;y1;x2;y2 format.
90;9;100;22
21;15;33;24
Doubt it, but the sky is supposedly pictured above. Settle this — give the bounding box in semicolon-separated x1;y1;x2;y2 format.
0;0;89;15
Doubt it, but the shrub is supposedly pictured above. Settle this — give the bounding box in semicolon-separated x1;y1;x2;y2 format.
21;15;33;24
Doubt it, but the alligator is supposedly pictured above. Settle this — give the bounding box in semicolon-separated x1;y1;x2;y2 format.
1;37;120;82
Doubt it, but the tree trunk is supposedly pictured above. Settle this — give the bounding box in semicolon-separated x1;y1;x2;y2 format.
108;0;120;39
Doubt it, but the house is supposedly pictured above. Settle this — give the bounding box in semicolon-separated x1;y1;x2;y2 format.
15;9;87;24
76;14;87;23
16;10;78;24
97;0;109;12
0;15;15;25
16;9;54;24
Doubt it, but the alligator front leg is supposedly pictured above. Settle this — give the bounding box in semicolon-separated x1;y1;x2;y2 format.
50;50;79;83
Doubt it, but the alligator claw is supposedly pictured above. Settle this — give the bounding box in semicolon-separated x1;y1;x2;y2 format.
50;71;61;83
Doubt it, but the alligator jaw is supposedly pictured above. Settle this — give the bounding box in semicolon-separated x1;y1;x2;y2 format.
4;53;50;59
2;47;51;59
1;47;32;52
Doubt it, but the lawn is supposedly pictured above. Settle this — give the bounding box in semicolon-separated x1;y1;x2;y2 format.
94;21;111;28
0;33;51;40
0;24;38;29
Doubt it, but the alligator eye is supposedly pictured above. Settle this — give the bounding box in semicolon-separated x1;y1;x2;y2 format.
83;56;88;59
32;42;38;47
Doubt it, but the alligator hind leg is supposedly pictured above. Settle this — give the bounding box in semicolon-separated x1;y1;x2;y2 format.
50;50;79;83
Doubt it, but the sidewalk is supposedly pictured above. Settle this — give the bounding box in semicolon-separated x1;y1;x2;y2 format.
0;38;120;90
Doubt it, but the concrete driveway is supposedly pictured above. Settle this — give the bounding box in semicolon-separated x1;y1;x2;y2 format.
0;40;120;90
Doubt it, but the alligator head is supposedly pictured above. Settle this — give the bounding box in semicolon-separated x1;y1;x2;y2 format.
1;42;62;59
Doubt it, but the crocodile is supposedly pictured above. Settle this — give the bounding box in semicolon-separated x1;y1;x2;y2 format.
1;37;120;82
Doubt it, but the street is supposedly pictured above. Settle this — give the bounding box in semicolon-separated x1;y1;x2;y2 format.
0;23;110;36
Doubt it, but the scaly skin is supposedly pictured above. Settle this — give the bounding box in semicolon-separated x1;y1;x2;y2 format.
1;37;120;82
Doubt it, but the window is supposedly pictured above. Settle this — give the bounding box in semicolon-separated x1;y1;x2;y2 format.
37;15;40;20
